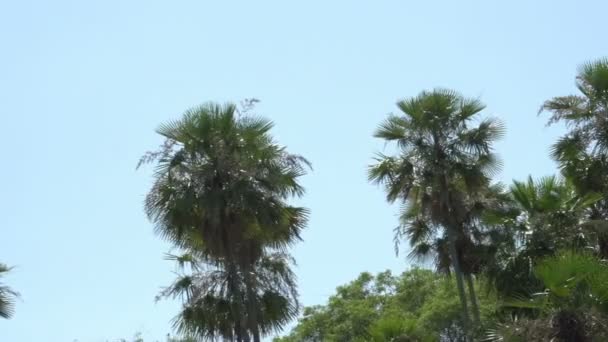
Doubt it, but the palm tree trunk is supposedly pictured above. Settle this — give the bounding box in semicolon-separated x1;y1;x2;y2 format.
460;223;481;327
446;227;471;338
244;263;261;342
246;283;261;342
439;173;472;338
233;301;247;342
226;261;246;342
235;323;243;342
465;273;481;327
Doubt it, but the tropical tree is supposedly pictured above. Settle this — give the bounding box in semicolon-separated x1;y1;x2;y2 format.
275;269;498;342
489;251;608;341
140;101;310;341
541;58;608;241
369;89;504;334
482;176;604;298
0;263;18;319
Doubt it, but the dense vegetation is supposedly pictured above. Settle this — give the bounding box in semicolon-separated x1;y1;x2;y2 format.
4;58;608;341
274;269;498;342
274;58;608;341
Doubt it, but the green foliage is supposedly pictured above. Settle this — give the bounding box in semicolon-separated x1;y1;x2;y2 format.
505;251;608;313
141;101;310;260
369;89;504;212
487;251;608;341
481;175;605;298
275;269;498;342
479;57;608;342
159;252;299;339
542;58;608;156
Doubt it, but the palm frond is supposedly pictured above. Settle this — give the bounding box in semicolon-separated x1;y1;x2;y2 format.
502;292;549;311
577;57;608;97
457;118;505;155
374;115;408;141
0;264;18;319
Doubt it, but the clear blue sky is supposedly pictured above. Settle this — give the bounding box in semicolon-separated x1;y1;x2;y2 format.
1;0;607;341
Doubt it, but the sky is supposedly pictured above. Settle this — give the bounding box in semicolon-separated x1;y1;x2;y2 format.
1;0;608;341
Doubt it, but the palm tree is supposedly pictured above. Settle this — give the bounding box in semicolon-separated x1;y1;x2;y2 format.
369;89;504;335
542;58;608;220
510;176;602;249
140;102;309;341
498;251;608;341
542;58;608;158
481;176;604;299
0;264;19;319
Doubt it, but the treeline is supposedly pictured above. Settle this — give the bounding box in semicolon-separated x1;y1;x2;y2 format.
276;58;608;341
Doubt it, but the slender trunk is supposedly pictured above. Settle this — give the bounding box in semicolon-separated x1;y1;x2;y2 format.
225;254;246;341
599;236;608;259
465;273;481;327
446;226;471;339
235;322;243;342
440;176;471;338
434;134;471;339
223;214;249;342
245;269;261;342
460;223;481;328
230;269;245;342
226;260;247;342
591;207;608;258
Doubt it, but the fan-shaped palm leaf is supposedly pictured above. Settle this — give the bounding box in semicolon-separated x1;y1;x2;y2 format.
0;264;19;319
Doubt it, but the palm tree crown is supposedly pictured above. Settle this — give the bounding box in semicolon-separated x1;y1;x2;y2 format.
141;102;309;265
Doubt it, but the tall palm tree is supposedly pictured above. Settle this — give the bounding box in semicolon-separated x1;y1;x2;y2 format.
369;89;504;335
141;102;309;341
0;264;19;319
542;58;608;220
